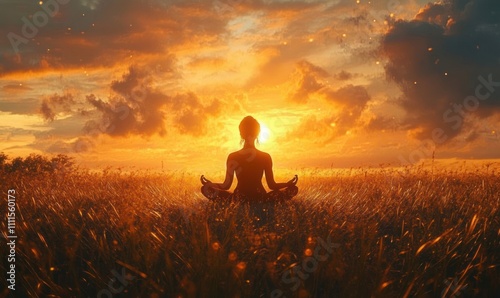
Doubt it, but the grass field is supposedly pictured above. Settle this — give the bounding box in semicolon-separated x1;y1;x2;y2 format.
1;166;499;297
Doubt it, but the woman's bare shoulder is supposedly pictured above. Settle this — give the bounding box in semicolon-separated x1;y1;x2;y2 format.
257;150;272;162
261;150;271;157
227;151;239;159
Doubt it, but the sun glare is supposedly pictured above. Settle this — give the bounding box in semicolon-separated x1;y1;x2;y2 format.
259;123;271;143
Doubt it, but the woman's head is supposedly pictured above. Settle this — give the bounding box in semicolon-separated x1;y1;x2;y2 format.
239;116;260;141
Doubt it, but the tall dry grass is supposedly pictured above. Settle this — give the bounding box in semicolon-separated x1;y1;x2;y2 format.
0;166;499;297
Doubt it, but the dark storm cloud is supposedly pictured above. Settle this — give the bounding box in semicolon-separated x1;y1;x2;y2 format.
0;0;227;74
40;93;75;121
415;3;447;26
381;0;500;142
83;66;221;137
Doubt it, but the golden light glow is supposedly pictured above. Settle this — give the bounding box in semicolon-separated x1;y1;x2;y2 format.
259;122;271;143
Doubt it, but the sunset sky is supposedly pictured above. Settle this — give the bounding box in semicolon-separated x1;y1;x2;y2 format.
1;0;500;171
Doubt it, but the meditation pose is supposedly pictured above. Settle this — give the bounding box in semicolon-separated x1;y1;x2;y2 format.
200;116;298;202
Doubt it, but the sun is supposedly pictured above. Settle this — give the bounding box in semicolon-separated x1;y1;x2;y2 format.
259;122;271;143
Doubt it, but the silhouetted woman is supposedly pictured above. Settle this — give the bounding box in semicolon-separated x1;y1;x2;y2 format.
201;116;298;202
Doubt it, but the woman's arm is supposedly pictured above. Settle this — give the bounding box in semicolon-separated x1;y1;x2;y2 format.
265;154;297;190
201;155;234;190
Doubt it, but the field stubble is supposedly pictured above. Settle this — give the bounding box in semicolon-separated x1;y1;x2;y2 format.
0;167;499;297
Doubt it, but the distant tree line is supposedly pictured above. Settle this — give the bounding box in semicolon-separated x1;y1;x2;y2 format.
0;153;75;174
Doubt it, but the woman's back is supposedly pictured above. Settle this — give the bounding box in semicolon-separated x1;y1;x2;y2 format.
229;148;269;196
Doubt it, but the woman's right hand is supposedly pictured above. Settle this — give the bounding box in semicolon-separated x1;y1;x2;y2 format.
200;175;212;186
287;175;298;186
